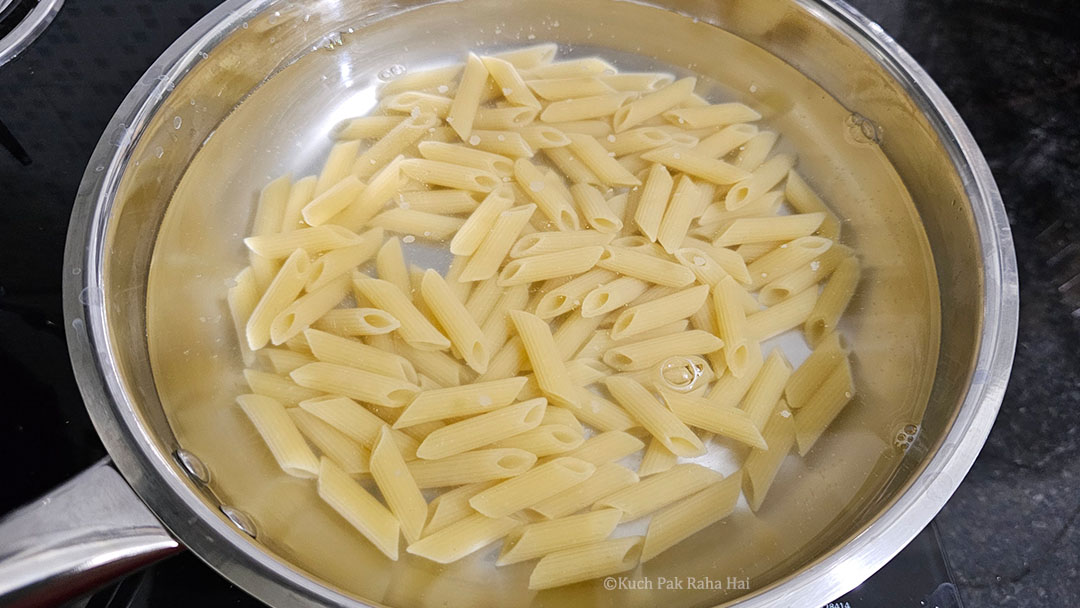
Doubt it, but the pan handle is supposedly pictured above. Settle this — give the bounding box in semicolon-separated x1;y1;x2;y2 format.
0;458;182;607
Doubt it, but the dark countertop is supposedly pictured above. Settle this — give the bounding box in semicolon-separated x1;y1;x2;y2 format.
0;1;1077;606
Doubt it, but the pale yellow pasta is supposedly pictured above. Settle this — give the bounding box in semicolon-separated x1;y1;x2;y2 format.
723;153;796;210
785;170;842;239
563;389;638;432
660;390;766;449
804;255;861;345
292;362;420;408
480;283;530;351
373;237;410;296
744;408;796;511
332;156;406;229
236;394;320;478
566;358;608;386
534;268;617;319
539;92;636;123
498;246;604;286
612;77;696;132
530;463;639;519
415;397;547;460
396;189;479;215
609;284;709;340
563;431;646;466
545;146;602;185
477;336;526;382
638;437;679;477
269;274;350;345
467;129;535;157
629;163;673;243
463;276;502;325
713;275;754;377
713;212;826;247
656;175;700;253
398;158;501;192
245;249;310;350
593;462;720;521
461;205;537;282
259;348;316;374
545;120;612;138
527;77;615;101
580;276;648;318
528;535;643;590
391;336;468;387
640;146;749;185
279;175;317;232
332;115;404;141
408;448;537;489
491;423;584;457
481;55;542;109
566;133;641;187
662;102;761;129
786;331;848;410
596;246;694;288
692;123;759;158
741;349;794;430
672;246;728;286
747;236;833;288
746;286;820;341
469;457;596;518
354;276;451;351
569;183;623;233
794;356;855;455
641;473;741;562
758;243;852;305
498;508;622;566
510;311;579;406
449;185;516;257
417;140;514;177
305;329;416;382
370;426;428;544
408;512;519;564
446;53;489;139
288;408;370;474
419;270;490;373
314;141;360;196
698;190;783;226
424;480;499;535
514;157;579;231
306;227;384;291
245;225;362;259
604;376;705;457
602;330;724;371
394;377;528;428
705;340;764;405
227;267;260;366
511;230;615;258
552;311;606;360
524;57;615;79
380;91;453;117
300;396;419;457
600;71;674;91
353;113;439;180
317;458;400;560
601;127;673;156
493;43;558;69
735;241;780;264
379;63;463;96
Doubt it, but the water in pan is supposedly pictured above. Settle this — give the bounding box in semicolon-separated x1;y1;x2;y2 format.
145;1;940;606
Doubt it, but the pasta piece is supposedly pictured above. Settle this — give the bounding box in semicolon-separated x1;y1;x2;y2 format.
524;57;615;79
407;512;519;564
562;431;644;466
534;268;616;319
569;183;623;233
380;91;453;117
498;508;622;565
491;422;584;457
467;129;535;157
593;462;721;521
744;407;796;511
289;408;370;474
671;246;726;286
479;284;530;353
392;336;469;387
227;267;260;366
723;153;795;210
759;243;852;305
464;276;503;325
446;53;489;139
314;307;401;337
268;274;349;345
469;457;596;517
713;275;754;377
259;348;316;375
450;185;516;256
656;175;700;253
498;246;604;286
735;241;780;264
528;536;643;590
733;131;778;172
352;113;439;180
641;473;741;562
379;63;463;96
747;236;833;289
697;190;783;226
424;480;499;535
370;426;428;544
638;438;678;477
510;311;579;406
530;462;638;519
713;212;826;247
786;331;848;409
399;158;501;192
612;77;696;132
236;394;319;478
632;164;674;242
601;127;673;156
317;458;400;560
313;141;360;196
354;276;451;350
460;204;536;282
481;55;542;109
511;230;615;258
514;157;579;230
332;115;404;140
407;449;537;488
546;120;613;138
580;276;649;318
609;284;709;340
394;377;528;428
746;286;819;341
552;311;605;360
545;146;602;185
566;133;641;187
564;388;638;432
804;256;860;345
527;77;615;101
662;102;761;129
245;249;310;350
420;270;490;373
600;71;674;91
794;356;855;455
660;390;766;449
603;330;724;371
300;396;419;456
306;227;384;290
333;156;406;229
305;329;416;382
692;122;759;158
417;141;515;177
245;226;363;259
415;398;547;459
596;246;695;288
396;189;479;215
292;362;420;408
705;341;764;405
539;92;635;123
785;170;842;239
278;175;317;232
566;358;608;386
640;146;749;185
604;376;705;457
493;43;558;69
741;349;794;430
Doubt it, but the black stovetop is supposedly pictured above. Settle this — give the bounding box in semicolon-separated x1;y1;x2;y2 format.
1;1;1077;607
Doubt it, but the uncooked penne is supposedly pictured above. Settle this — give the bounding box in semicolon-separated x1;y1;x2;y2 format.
289;408;370;474
746;286;819;341
397;189;479;215
741;349;794;430
408;512;519;564
313;308;400;336
534;267;617;319
539;92;635;123
510;311;579;406
370;208;466;240
306;227;384;291
603;330;723;372
353;113;439;180
514;157;580;231
640;146;749;185
292;362;420;408
638;437;679;477
511;230;614;258
446;53;489;139
785;170;842;239
246;249;310;350
713;212;826;247
656;175;700;254
305;329;416;382
237;394;319;478
424;480;499;535
786;331;848;409
581;276;649;318
227;267;260;366
461;204;537;282
417;141;515;177
269;274;349;345
566;133;642;187
744;408;796;511
498;246;604;286
662;102;761;128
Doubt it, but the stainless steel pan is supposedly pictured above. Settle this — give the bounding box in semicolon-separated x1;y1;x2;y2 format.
0;1;1018;606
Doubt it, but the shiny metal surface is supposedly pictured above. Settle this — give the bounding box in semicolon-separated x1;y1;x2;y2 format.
0;460;180;607
0;0;64;67
55;0;1017;607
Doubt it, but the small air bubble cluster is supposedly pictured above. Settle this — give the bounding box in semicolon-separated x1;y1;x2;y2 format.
377;64;406;81
894;424;919;451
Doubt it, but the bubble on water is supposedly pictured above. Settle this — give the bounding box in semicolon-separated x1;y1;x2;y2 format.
529;181;545;192
658;356;709;392
71;318;84;333
497;134;506;141
399;201;410;209
410;107;421;118
810;260;821;271
780;243;788;248
268;10;281;24
402;235;416;243
478;394;492;406
241;21;249;29
672;152;681;159
378;64;406;80
71;267;81;275
502;87;514;96
749;84;758;93
173;116;182;129
154;146;164;158
527;34;536;40
692;256;706;266
423;231;432;237
469;135;481;145
437;84;449;94
780;409;792;418
94;165;104;173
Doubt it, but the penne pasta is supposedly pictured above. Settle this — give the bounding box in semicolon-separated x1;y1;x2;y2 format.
415;398;547;460
417;141;515;177
371;426;428;544
580;276;649;318
544;146;602;185
656;175;700;254
744;408;796;511
640;145;749;185
381;91;453;117
314;307;400;336
724;153;796;210
292;362;420;408
785;170;842;239
498;246;604;286
392;336;469;388
317;458;400;559
638;437;679;477
539;92;636;123
713;212;826;247
786;331;848;409
302;174;364;227
593;462;721;521
530;462;639;519
566;133;642;187
446;53;490;139
306;227;384;290
497;508;623;566
758;243;852;306
245;226;362;260
662;102;761;129
746;286;819;341
394;377;528;428
603;330;724;371
600;72;674;91
604;376;705;457
353;113;440;180
794;356;855;455
268;274;350;345
534;267;617;319
692;123;759;158
510;311;579;406
527;77;616;100
481;55;542;109
407;512;519;564
467;129;535;157
804;255;861;345
511;230;615;258
305;328;416;382
747;236;833;289
741;349;794;430
612;77;696;132
570;183;623;233
332;115;404;140
493;43;558;69
461;204;537;282
514;157;580;231
713;275;755;377
227;267;260;366
420;269;490;373
396;189;479;215
245;249;311;350
469;457;596;517
596;246;695;288
399;158;501;192
237;394;319;478
424;480;499;535
641;473;741;562
609;284;710;340
407;448;537;489
289;408;370;474
354;275;451;351
369;208;466;240
528;536;643;590
661;389;766;449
